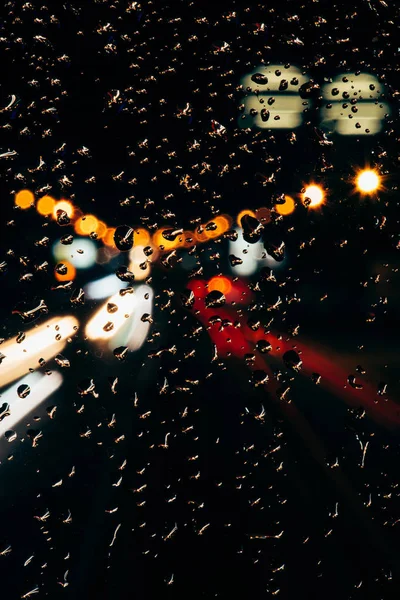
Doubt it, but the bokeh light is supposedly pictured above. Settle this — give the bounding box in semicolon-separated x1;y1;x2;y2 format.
255;207;271;223
74;214;99;236
303;185;325;208
53;200;74;219
15;189;34;210
134;228;151;246
54;260;76;282
237;209;257;226
275;195;295;216
152;228;180;250
356;169;380;193
208;276;232;295
37;195;56;215
103;227;117;247
53;238;98;269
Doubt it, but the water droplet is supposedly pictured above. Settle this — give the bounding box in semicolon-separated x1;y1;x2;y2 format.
5;430;17;443
114;226;134;251
17;384;31;398
283;350;302;371
205;290;226;308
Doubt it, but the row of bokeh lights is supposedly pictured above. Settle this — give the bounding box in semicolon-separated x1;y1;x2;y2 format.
14;168;381;277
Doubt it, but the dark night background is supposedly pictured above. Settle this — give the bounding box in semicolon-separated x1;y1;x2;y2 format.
0;0;400;598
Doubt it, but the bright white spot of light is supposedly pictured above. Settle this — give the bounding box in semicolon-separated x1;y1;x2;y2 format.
53;237;97;269
356;170;380;193
229;227;282;276
303;185;324;207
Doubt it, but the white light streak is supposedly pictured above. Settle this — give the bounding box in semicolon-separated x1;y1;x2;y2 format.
0;371;63;438
0;316;78;388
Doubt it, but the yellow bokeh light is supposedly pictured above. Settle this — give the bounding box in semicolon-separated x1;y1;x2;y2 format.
303;185;325;208
237;209;257;227
15;189;35;210
53;200;74;219
37;195;56;216
356;169;380;193
74;214;99;236
275;195;295;216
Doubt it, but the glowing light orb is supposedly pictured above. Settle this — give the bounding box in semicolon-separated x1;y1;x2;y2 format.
275;195;295;216
37;195;56;216
53;200;74;219
303;185;324;208
15;189;34;210
208;276;232;295
356;169;380;193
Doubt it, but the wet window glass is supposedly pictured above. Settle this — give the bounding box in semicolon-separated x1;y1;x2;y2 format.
0;1;399;598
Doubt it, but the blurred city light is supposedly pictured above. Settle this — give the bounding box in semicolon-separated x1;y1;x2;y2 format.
0;316;79;388
36;195;56;216
85;289;137;341
52;200;74;219
85;274;127;300
208;276;232;295
321;73;390;135
53;238;97;269
239;65;310;130
237;209;256;226
122;284;154;352
134;228;151;246
303;185;325;208
0;371;63;439
356;169;380;193
74;214;99;236
275;195;295;216
129;245;151;280
54;260;76;282
15;189;34;210
229;227;282;276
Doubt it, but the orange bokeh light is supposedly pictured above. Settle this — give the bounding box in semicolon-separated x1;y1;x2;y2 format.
183;231;196;248
237;209;256;227
152;228;180;250
15;189;35;210
103;227;117;247
37;195;56;216
54;261;76;282
275;195;295;216
95;220;108;239
205;215;232;239
74;214;99;236
208;276;232;295
134;228;151;246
